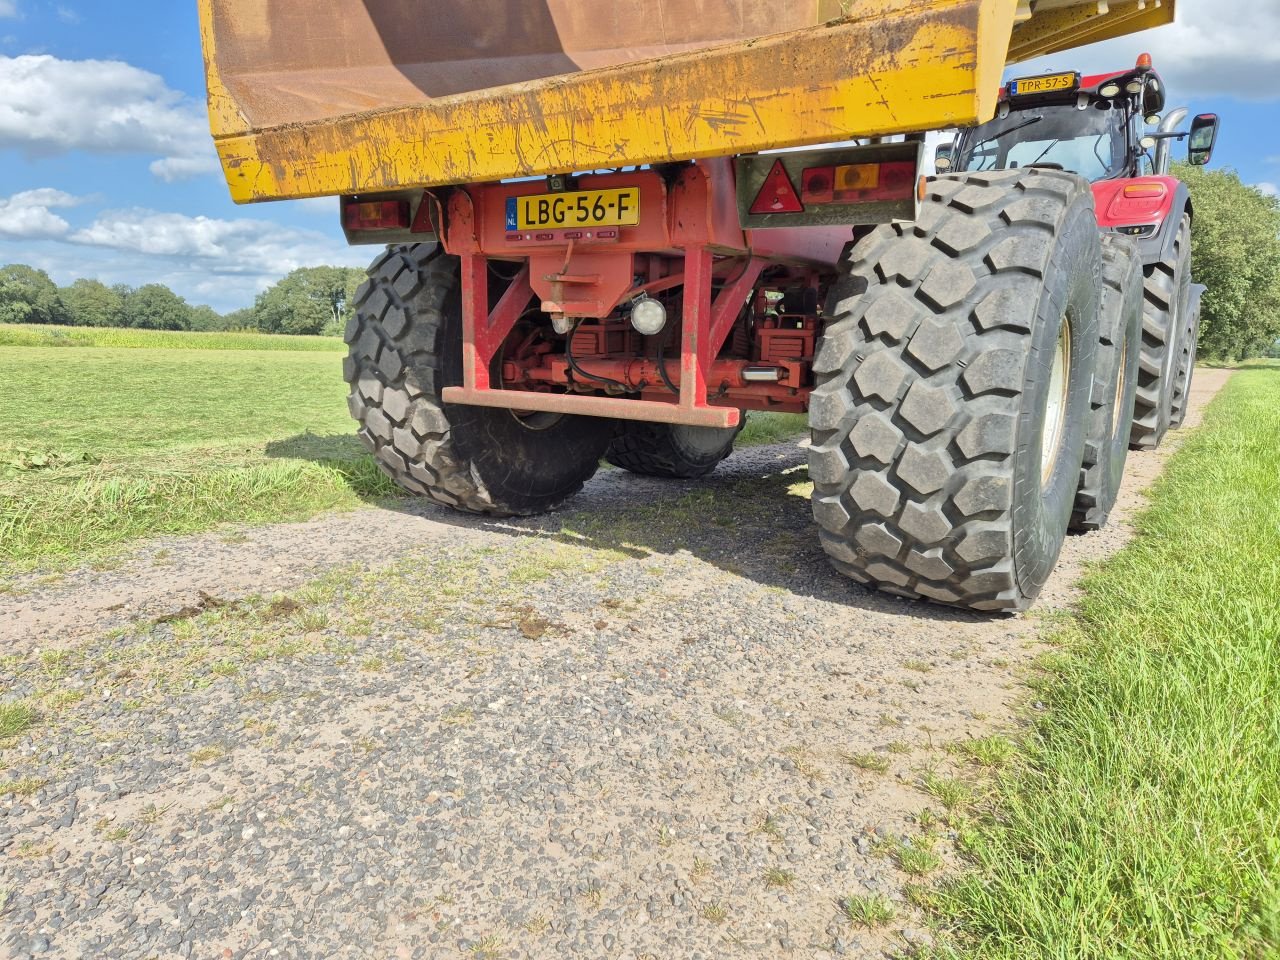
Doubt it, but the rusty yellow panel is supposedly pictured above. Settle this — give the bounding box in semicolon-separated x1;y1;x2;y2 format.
1009;0;1176;62
204;0;1018;203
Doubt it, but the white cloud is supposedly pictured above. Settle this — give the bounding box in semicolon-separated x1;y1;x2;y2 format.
0;188;83;239
68;208;369;277
1254;182;1279;197
1012;0;1280;101
0;2;16;18
149;153;222;183
56;6;79;24
0;54;216;180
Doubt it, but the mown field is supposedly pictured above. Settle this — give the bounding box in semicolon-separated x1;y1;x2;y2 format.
936;363;1280;959
0;325;805;575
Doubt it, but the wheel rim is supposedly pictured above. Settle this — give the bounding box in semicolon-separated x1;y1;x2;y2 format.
1110;336;1128;436
1041;317;1072;484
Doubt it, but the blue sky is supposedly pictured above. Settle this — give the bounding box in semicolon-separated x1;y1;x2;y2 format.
0;0;1276;313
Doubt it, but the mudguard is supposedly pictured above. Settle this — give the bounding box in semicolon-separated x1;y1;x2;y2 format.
1092;177;1191;266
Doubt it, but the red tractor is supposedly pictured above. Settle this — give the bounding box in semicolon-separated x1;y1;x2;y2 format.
937;55;1219;454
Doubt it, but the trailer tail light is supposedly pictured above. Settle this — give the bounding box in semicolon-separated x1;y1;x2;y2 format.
736;142;921;228
1123;182;1166;199
343;199;410;230
800;161;916;205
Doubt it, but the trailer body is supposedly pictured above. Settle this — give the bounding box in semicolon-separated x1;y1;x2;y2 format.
200;0;1176;202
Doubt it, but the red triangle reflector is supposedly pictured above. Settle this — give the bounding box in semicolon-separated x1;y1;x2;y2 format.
749;160;804;215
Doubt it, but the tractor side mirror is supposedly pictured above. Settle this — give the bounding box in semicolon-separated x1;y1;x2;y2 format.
1187;114;1219;166
934;141;954;171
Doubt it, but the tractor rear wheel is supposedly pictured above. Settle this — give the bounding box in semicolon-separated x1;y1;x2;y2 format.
605;421;743;479
1129;214;1191;449
1070;235;1143;531
1169;285;1203;430
808;169;1100;612
344;243;614;516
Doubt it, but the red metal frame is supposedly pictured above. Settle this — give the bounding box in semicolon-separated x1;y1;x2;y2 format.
438;159;847;428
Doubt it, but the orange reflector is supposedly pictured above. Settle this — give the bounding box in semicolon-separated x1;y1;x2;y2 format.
343;199;410;230
1123;182;1166;198
749;160;804;215
834;163;879;193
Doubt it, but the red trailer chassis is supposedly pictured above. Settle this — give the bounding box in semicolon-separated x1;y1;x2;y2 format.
410;158;854;428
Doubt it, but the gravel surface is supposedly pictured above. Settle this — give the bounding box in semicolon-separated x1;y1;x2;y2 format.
0;369;1231;959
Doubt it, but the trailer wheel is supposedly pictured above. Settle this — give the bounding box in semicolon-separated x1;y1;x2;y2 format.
1168;286;1203;430
1070;236;1143;531
605;421;743;479
1129;214;1191;449
343;244;613;516
808;169;1100;612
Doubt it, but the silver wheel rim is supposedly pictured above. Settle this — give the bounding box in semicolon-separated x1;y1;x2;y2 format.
1041;318;1072;484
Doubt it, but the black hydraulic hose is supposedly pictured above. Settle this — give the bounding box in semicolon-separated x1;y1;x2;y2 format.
655;340;679;395
565;320;630;393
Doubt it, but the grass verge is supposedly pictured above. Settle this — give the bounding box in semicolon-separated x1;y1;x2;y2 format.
937;365;1280;958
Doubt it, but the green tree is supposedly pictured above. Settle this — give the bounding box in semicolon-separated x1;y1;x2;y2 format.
60;278;125;328
121;284;192;331
187;304;229;332
222;307;255;331
1174;163;1280;361
252;266;365;335
0;264;68;325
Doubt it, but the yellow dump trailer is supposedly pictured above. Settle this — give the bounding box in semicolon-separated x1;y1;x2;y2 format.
198;0;1191;613
200;0;1174;201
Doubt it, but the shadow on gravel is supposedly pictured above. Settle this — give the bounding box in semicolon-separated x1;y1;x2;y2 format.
338;439;992;626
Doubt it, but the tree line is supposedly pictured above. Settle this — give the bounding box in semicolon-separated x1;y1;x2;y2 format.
0;264;367;336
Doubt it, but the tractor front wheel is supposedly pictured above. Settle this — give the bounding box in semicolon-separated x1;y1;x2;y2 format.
1070;235;1143;531
1130;214;1191;449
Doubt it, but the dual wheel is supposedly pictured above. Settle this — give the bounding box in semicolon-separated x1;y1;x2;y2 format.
342;244;740;517
808;169;1146;612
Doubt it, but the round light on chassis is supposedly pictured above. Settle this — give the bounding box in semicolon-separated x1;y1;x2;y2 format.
1099;82;1121;98
630;296;668;336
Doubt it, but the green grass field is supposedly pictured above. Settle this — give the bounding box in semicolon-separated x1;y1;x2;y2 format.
0;329;806;575
0;323;345;352
938;364;1280;959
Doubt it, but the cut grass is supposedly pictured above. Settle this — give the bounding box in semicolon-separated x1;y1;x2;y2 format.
737;412;808;447
937;365;1280;959
0;346;397;574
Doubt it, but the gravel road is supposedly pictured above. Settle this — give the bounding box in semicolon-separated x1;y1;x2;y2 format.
0;369;1231;960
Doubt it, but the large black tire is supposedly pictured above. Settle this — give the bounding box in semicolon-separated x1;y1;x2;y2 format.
605;421;743;478
343;244;614;516
1129;214;1191;450
1070;235;1143;531
808;169;1100;612
1168;284;1203;430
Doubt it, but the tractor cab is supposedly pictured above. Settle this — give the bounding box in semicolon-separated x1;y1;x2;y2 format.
941;55;1217;182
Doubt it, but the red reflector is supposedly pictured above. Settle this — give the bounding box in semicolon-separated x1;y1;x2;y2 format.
750;159;804;215
596;229;618;239
343;200;410;230
1123;182;1166;198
